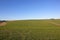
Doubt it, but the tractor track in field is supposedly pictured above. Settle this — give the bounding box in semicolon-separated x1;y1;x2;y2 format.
49;22;60;26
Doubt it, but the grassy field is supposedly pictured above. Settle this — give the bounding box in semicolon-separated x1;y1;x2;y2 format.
0;19;60;40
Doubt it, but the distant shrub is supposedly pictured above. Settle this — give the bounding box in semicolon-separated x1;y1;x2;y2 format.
0;20;7;22
50;18;55;20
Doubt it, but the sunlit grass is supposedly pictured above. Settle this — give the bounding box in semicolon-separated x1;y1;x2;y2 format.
0;19;60;40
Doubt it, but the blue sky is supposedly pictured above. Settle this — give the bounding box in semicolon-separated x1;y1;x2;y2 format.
0;0;60;20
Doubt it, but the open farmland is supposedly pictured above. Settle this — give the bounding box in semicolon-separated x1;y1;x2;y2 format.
0;19;60;40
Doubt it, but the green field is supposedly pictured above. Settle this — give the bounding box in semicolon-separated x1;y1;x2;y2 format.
0;19;60;40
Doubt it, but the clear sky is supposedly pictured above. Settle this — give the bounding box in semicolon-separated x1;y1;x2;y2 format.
0;0;60;20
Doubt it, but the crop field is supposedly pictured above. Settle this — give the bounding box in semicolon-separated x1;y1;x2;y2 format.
0;19;60;40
